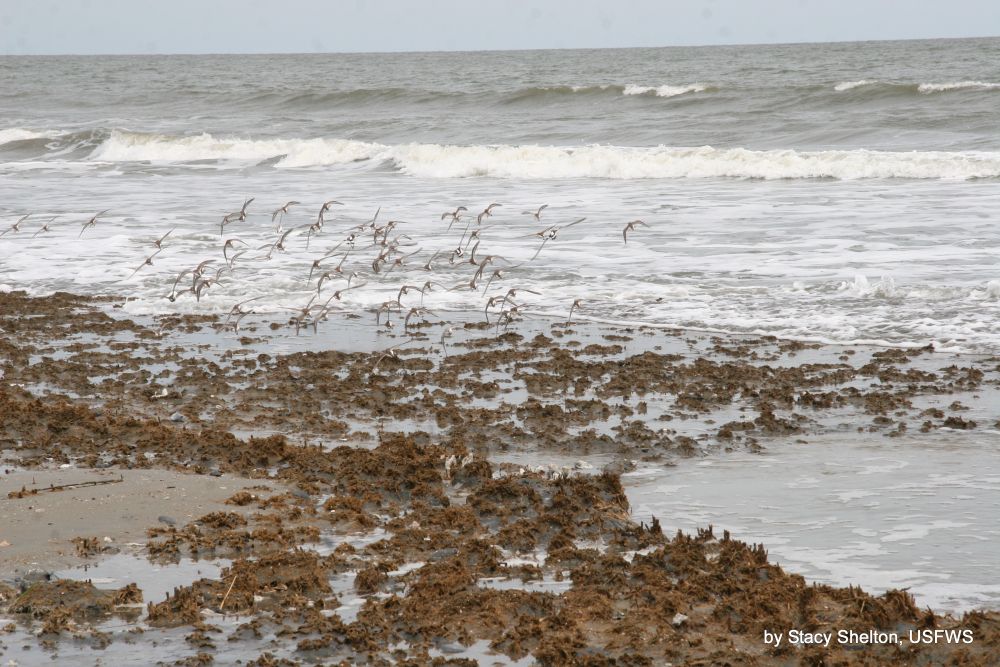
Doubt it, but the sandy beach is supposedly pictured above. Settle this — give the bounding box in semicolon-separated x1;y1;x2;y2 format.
1;290;998;665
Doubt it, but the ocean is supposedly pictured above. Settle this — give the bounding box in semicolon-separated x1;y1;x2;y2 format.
2;37;1000;347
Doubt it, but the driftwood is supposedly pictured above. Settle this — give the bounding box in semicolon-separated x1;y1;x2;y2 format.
7;475;124;499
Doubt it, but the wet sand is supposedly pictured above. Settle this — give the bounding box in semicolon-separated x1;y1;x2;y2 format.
1;290;999;665
0;467;276;577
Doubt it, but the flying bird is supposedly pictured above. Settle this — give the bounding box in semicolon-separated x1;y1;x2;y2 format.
622;220;648;245
79;210;110;237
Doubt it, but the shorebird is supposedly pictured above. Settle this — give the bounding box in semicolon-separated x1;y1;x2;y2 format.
439;326;454;358
226;248;248;270
477;203;501;224
271;201;300;230
193;275;222;302
0;213;29;237
316;270;346;295
166;269;194;301
321;280;366;304
450;268;485;292
79;210;109;238
225;296;266;322
127;250;162;279
404;306;436;331
153;228;174;249
316;199;343;227
308;254;336;281
193;259;215;277
395;284;425;306
526;217;586;260
495;305;524;331
32;216;57;237
502;287;540;305
481;268;512;294
529;217;586;241
223;238;248;264
622;220;648;244
221;198;254;233
266;225;304;256
469;257;513;291
483;295;506;323
222;310;252;334
523;204;548;221
463;227;485;251
441;206;467;226
375;300;401;329
566;299;583;326
418;280;447;305
370;339;415;374
422;249;443;272
285;295;318;332
466;240;481;265
383;247;422;274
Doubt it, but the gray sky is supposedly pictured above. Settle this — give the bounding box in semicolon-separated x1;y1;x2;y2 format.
1;0;998;55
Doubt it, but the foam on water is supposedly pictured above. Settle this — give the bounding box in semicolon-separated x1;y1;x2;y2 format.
622;83;711;97
834;80;878;91
0;127;59;144
834;80;1000;94
2;167;1000;352
89;130;378;168
917;81;1000;93
71;130;1000;179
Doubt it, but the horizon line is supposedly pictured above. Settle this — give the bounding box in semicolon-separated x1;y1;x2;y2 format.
3;33;998;58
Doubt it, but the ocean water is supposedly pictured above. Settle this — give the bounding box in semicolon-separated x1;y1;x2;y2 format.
2;38;1000;347
628;430;1000;614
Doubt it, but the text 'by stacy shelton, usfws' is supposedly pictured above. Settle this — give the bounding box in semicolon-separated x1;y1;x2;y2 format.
763;628;975;649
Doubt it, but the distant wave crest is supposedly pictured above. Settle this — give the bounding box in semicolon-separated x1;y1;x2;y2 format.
834;80;1000;95
84;131;1000;180
622;83;711;98
917;80;1000;93
833;80;878;92
90;130;376;168
0;128;59;145
503;83;712;101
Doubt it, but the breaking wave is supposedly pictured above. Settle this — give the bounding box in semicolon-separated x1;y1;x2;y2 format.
834;80;879;92
0;128;59;145
834;80;1000;94
83;130;1000;180
622;83;712;98
917;80;1000;93
502;83;713;101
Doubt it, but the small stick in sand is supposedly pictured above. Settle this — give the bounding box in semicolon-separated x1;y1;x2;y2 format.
220;574;239;612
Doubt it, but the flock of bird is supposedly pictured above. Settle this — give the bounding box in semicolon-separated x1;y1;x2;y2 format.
1;201;651;371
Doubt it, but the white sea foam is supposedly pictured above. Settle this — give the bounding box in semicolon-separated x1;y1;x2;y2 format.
83;132;1000;180
838;274;898;298
568;84;615;92
918;81;1000;93
90;130;377;168
390;144;1000;180
834;80;878;91
0;128;58;145
622;83;709;98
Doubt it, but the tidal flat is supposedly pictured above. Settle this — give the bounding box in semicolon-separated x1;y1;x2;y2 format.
0;290;999;665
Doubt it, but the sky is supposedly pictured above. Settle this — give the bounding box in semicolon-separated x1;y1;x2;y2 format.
1;0;999;55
